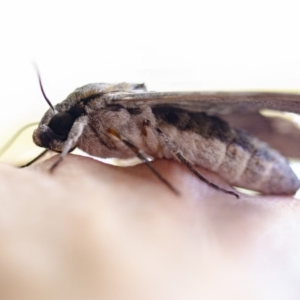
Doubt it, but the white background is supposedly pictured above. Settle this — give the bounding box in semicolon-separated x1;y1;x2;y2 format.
1;0;300;163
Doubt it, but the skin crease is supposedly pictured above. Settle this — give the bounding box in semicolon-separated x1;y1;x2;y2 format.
0;155;300;300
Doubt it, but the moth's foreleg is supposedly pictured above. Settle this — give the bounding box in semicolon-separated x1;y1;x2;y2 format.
142;120;239;199
50;116;88;172
107;128;179;195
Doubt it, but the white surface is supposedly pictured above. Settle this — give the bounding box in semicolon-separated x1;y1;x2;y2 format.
0;0;300;162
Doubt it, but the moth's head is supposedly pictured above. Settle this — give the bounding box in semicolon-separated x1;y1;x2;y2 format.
33;71;146;153
33;108;77;153
32;74;87;153
33;79;112;152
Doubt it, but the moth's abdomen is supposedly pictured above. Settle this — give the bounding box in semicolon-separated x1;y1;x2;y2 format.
153;107;300;195
217;129;300;195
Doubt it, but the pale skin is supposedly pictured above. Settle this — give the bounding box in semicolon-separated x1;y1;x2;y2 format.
0;155;300;299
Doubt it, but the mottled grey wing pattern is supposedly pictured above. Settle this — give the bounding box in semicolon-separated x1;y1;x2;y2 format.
104;91;300;114
104;91;300;158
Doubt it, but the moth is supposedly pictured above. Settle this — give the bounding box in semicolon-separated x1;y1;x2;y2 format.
32;74;300;198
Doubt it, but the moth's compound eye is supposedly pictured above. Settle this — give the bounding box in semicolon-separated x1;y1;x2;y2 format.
48;112;75;139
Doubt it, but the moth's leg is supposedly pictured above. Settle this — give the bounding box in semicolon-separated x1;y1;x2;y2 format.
107;128;179;195
50;116;88;171
20;149;49;168
142;120;239;199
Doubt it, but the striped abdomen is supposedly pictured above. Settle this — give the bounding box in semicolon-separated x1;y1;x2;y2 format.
153;106;300;195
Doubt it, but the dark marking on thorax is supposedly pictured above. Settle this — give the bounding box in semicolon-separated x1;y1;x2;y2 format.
106;104;142;115
127;107;142;115
106;104;124;112
81;92;105;105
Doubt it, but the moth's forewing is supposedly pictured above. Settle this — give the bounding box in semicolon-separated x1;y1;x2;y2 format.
104;91;300;114
107;91;300;159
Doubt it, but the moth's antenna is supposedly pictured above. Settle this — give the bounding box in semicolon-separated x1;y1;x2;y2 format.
33;64;56;112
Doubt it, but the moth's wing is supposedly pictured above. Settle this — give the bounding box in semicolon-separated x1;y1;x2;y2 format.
105;91;300;158
221;112;300;159
104;91;300;114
